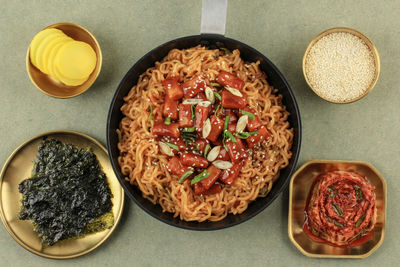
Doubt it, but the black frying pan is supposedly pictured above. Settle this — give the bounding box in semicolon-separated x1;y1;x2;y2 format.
106;33;301;230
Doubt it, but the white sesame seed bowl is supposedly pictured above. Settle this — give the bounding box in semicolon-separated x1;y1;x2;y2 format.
303;27;380;104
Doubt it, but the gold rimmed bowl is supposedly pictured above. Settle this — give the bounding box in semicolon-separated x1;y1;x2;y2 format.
26;22;102;98
303;27;380;104
288;160;386;258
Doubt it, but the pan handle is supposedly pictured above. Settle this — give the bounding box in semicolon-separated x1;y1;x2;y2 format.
200;0;227;35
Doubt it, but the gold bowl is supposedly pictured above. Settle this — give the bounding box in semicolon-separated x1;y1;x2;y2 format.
26;22;102;98
288;160;386;258
0;130;124;259
302;27;380;104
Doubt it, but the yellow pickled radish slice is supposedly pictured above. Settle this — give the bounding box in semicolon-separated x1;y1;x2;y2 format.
41;36;72;74
29;28;63;67
48;41;73;79
53;64;88;86
55;41;97;80
35;32;65;72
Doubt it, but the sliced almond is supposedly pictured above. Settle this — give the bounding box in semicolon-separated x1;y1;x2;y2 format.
202;118;211;138
198;100;211;107
225;86;243;97
159;142;174;156
182;98;203;105
205;87;215;104
207;146;221;162
236;115;248;133
212;160;233;169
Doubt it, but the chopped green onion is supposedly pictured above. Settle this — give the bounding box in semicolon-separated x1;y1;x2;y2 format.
166;188;173;200
213;91;222;100
183;136;196;142
334;221;343;228
214;104;222;117
195;144;200;151
240;110;255;120
222;134;228;151
178;170;194;183
355;214;366;228
204;144;211;157
332;203;343;217
148;105;154;121
183;139;192;147
327;217;343;227
181;132;197;139
182;132;197;137
211;82;221;87
354;185;363;202
356;191;363;201
191;104;195;119
223;143;228;152
191;170;210;185
236;131;258;139
164;116;171;125
163;142;179;151
181;132;198;146
183;139;195;146
223;116;230;131
328;185;338;197
182;127;195;133
225;131;237;143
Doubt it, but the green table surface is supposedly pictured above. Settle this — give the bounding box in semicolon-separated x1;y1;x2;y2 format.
1;0;399;266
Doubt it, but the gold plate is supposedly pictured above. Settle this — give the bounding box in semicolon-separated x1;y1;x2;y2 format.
302;27;380;104
0;130;124;259
288;160;386;258
26;22;102;98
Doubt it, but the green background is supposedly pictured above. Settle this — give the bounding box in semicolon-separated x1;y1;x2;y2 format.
0;0;398;266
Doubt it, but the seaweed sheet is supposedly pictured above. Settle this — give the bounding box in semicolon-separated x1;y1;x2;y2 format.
18;138;113;246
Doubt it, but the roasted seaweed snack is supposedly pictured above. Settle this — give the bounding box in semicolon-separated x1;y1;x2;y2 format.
18;138;113;246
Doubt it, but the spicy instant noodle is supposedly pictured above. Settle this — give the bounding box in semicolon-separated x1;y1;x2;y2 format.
117;46;293;222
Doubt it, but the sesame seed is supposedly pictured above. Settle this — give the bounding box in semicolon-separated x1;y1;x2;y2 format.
304;32;376;102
